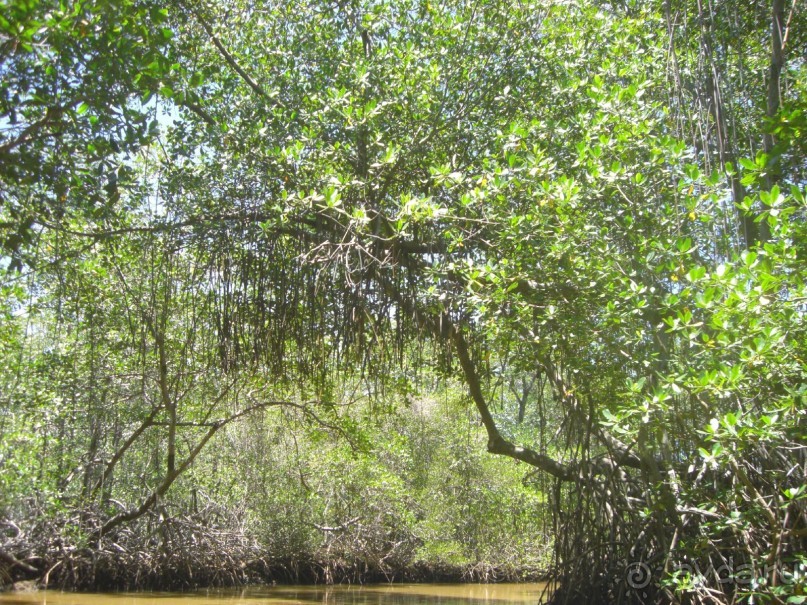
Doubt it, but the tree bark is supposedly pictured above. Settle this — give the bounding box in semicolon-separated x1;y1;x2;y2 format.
763;0;786;189
695;0;759;249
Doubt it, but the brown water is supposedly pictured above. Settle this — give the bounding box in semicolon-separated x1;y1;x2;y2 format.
0;584;551;605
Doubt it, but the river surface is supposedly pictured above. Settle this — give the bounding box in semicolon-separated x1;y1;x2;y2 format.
0;584;551;605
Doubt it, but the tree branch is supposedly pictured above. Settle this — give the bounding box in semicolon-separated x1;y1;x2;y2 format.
0;105;67;154
449;324;576;481
764;0;786;161
92;397;292;539
91;406;162;497
185;4;286;110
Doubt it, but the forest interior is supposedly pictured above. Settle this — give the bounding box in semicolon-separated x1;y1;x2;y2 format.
0;0;806;603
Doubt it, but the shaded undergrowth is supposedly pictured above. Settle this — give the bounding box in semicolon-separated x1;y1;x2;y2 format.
0;506;547;591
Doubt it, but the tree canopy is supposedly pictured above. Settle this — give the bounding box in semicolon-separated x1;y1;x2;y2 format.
1;0;805;603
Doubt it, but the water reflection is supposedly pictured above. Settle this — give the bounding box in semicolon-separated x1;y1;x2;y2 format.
0;583;550;605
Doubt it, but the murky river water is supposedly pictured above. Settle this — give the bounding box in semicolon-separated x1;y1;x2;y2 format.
0;584;550;605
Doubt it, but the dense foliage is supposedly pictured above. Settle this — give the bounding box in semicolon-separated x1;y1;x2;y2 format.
1;0;805;603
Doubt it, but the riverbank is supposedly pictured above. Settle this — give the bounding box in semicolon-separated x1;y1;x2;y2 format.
1;525;547;592
2;557;546;592
1;487;549;592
